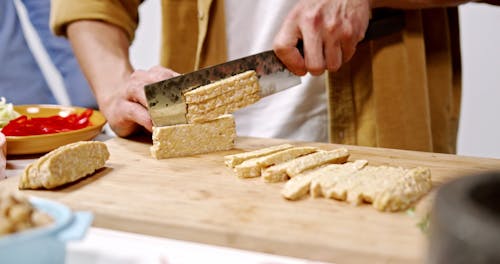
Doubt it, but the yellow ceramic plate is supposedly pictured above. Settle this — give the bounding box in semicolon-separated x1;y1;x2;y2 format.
3;105;106;155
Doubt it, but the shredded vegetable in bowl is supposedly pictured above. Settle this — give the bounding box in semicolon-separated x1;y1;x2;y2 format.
0;97;20;128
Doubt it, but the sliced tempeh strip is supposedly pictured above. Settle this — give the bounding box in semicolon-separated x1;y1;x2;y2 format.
281;172;318;201
224;144;294;168
310;160;368;199
283;160;368;201
235;147;317;178
262;148;349;183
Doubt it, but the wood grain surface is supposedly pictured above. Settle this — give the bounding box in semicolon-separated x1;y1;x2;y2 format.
2;136;500;263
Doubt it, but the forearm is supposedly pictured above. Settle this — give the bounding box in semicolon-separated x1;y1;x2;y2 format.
67;20;133;107
371;0;475;8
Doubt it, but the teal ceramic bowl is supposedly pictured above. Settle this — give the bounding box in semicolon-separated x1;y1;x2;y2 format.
0;197;93;264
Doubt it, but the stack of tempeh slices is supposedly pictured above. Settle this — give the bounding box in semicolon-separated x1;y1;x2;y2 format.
151;71;260;159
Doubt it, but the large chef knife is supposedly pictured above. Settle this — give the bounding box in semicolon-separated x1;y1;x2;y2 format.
145;9;406;127
145;50;299;127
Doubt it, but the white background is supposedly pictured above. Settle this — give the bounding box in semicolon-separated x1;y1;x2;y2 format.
23;1;500;158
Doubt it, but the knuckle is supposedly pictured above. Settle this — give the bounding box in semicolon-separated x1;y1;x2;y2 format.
273;41;288;55
357;31;366;42
150;65;163;71
287;8;301;21
341;25;354;40
303;10;323;29
327;63;341;72
130;70;144;80
324;19;340;34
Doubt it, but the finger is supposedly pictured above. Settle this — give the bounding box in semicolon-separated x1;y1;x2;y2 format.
338;22;359;63
324;40;342;72
127;68;178;108
299;15;326;75
128;69;156;108
134;66;181;108
340;38;357;64
148;65;180;81
273;13;306;76
124;101;153;133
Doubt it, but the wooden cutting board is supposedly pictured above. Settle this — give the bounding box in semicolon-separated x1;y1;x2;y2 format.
2;136;500;263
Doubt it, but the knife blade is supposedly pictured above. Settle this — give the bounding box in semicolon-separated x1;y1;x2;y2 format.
144;50;301;127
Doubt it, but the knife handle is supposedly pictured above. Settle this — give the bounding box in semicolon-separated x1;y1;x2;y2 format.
296;40;305;57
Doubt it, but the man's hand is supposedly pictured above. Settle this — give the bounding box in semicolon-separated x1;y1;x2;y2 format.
273;0;371;76
100;66;179;137
67;21;179;137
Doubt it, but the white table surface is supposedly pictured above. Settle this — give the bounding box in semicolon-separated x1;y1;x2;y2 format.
66;227;327;264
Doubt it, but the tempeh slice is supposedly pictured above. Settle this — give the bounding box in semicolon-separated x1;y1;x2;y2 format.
310;160;368;198
235;147;317;178
370;167;432;212
183;70;260;123
186;92;259;123
19;141;110;189
318;165;432;212
281;172;318;201
262;148;349;183
283;160;367;201
151;115;235;159
184;70;259;103
224;144;294;168
187;88;259;113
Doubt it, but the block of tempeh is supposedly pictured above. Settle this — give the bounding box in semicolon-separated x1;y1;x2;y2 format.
262;148;350;183
234;147;317;178
184;70;260;123
224;144;294;168
151;115;236;159
283;160;368;201
19;141;110;189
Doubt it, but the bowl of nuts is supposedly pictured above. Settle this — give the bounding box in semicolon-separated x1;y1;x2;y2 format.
0;191;93;264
